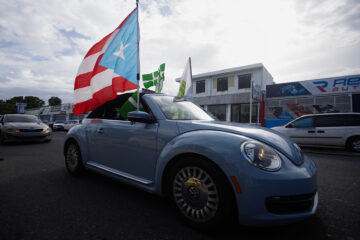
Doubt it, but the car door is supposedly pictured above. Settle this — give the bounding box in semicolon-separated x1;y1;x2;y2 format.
88;119;158;182
284;116;317;145
85;97;159;182
314;115;345;146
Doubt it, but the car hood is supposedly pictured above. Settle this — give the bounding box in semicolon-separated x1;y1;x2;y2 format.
271;126;285;131
176;120;303;165
4;122;46;129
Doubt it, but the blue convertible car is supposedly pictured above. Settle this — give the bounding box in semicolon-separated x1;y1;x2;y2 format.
64;93;317;228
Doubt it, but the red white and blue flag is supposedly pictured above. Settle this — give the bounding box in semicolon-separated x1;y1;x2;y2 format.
73;8;138;115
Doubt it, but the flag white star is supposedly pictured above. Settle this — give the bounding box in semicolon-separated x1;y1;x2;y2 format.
113;41;129;60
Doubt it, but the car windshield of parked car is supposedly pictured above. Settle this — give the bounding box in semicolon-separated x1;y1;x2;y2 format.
5;115;39;123
151;96;214;121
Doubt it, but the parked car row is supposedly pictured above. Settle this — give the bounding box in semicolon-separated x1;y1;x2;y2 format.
45;120;81;131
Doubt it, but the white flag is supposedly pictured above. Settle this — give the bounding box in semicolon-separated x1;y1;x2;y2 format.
176;58;192;100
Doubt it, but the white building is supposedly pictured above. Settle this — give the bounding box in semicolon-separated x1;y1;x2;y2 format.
177;63;273;123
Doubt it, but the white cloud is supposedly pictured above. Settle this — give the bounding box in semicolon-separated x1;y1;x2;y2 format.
0;0;359;103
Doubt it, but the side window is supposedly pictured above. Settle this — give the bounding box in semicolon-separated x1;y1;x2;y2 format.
315;115;360;127
291;117;313;128
196;80;205;94
238;74;251;89
217;77;228;92
342;115;360;126
87;94;149;120
314;116;337;127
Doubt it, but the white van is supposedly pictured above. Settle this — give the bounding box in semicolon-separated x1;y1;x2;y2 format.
272;113;360;152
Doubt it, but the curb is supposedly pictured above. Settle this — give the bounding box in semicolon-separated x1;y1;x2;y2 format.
301;147;360;157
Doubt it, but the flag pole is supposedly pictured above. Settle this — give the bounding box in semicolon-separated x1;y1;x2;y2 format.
189;57;193;82
136;0;140;111
250;80;253;124
189;57;193;100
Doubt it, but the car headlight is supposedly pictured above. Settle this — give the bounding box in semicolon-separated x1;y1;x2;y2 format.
42;127;51;133
241;141;281;171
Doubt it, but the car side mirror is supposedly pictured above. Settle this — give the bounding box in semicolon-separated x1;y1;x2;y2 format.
286;124;293;128
128;111;155;124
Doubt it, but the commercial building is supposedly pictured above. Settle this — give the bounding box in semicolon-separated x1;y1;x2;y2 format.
179;63;273;123
265;74;360;127
26;103;87;122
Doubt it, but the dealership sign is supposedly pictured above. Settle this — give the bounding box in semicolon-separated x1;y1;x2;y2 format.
267;75;360;98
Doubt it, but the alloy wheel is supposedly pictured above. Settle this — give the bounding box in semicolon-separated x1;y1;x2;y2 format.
66;144;80;172
172;166;219;222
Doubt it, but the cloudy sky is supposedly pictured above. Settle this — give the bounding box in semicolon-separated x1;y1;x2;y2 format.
0;0;359;104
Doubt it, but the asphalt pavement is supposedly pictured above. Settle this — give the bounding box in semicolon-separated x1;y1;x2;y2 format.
0;132;359;240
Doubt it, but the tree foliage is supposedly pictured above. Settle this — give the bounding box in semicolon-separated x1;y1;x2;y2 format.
0;100;16;114
48;96;62;106
24;96;45;108
4;96;45;111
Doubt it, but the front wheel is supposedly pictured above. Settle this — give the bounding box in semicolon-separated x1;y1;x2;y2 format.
165;157;236;229
65;142;84;175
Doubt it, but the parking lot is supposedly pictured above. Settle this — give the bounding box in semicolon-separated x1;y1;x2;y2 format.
0;132;359;240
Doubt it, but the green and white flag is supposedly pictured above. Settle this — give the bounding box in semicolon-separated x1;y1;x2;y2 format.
176;58;192;99
156;63;165;93
118;91;138;120
142;71;159;89
142;63;165;93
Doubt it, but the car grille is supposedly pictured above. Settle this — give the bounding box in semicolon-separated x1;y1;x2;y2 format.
266;192;316;214
19;129;43;132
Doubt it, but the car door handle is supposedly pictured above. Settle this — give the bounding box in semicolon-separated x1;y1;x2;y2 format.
97;128;104;134
308;130;315;133
317;130;325;133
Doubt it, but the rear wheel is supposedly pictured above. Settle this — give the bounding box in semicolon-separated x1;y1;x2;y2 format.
165;157;236;229
348;137;360;152
65;142;84;175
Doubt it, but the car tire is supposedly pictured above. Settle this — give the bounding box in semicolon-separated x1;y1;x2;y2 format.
65;142;84;175
347;136;360;153
165;156;236;229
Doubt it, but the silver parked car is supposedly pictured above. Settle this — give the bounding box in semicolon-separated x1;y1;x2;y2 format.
53;120;66;131
64;120;80;131
272;113;360;152
0;114;52;143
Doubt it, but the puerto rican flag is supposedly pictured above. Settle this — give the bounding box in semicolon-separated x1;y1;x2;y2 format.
73;8;138;115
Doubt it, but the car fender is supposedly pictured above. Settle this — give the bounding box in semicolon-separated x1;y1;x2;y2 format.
153;130;250;195
63;125;89;163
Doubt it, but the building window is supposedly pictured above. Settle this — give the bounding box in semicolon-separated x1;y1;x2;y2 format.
217;77;228;92
231;103;258;123
196;80;205;94
238;74;251;89
208;105;226;121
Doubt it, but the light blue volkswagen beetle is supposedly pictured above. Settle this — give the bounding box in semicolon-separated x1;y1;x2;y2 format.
64;93;318;228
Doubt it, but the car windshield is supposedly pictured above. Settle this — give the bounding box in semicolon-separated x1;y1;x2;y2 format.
54;120;65;123
5;115;39;123
151;95;214;121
